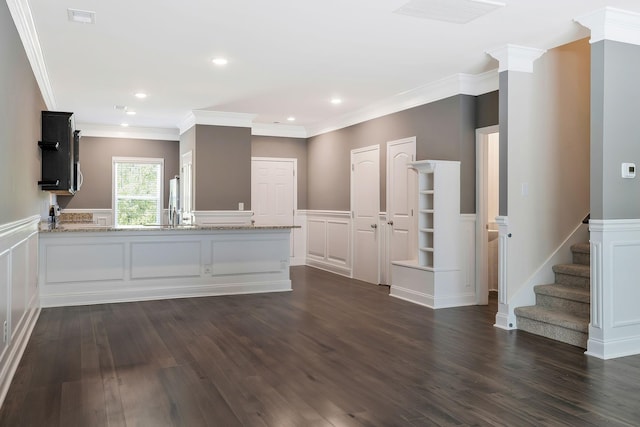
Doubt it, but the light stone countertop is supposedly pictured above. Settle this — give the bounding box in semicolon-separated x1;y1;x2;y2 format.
40;222;298;233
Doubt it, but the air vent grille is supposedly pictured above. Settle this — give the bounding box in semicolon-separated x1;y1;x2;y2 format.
394;0;505;24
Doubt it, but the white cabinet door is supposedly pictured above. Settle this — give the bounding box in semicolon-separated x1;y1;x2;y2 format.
351;145;380;284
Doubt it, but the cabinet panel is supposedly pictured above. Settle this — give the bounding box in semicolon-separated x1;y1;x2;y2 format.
38;111;80;195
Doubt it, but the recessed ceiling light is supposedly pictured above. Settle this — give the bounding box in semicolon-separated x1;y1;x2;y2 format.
126;111;137;116
67;8;96;24
287;116;296;122
212;57;228;66
331;98;343;105
134;92;147;99
121;123;129;127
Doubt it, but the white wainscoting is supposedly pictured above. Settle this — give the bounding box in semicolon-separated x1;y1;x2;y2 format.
193;210;253;226
304;211;351;277
0;215;40;408
587;219;640;359
39;228;292;307
291;210;307;266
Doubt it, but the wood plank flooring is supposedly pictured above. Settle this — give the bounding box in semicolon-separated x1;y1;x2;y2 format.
1;266;640;426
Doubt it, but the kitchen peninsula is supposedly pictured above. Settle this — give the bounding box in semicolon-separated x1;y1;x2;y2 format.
39;224;295;307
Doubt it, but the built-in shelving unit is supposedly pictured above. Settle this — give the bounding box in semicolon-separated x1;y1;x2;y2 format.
390;160;475;309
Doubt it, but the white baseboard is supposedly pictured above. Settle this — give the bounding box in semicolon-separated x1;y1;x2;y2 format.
306;260;351;278
41;280;291;308
0;305;40;407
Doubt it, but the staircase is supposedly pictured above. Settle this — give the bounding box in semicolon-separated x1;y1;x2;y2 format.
515;243;590;348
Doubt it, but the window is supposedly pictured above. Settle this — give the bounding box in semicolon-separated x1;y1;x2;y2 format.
113;157;164;227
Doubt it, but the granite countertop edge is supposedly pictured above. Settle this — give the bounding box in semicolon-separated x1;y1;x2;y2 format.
40;224;299;233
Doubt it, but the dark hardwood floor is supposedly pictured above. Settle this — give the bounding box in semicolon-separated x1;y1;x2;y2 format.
1;266;640;426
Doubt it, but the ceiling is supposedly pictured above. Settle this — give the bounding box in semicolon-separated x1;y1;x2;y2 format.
16;0;640;137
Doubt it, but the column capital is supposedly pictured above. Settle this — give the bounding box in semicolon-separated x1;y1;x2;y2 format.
575;7;640;46
486;44;546;73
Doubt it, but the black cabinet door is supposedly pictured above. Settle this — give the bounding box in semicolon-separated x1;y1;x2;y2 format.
39;111;76;195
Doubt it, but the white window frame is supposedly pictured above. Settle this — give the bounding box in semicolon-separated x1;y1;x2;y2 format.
112;156;164;227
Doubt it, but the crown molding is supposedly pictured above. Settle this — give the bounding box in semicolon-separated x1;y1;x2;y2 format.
575;7;640;46
306;70;498;137
486;44;546;73
77;123;179;141
179;110;257;134
6;0;56;109
251;123;308;138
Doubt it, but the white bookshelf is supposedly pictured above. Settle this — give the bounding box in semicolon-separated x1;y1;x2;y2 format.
390;160;474;309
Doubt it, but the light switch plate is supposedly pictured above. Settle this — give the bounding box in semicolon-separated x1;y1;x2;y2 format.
622;163;636;179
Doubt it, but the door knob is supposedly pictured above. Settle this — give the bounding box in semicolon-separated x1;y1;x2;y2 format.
371;224;377;229
387;220;394;226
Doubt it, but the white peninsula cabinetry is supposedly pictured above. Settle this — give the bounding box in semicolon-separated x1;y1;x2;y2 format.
390;160;474;308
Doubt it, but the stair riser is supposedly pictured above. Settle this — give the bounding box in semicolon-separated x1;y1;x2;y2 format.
555;272;590;288
572;252;590;266
536;294;590;317
517;317;588;348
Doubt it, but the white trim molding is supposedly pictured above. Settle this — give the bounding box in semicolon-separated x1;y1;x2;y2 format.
575;7;640;46
6;0;56;110
0;215;41;408
494;215;514;329
486;44;547;73
306;71;498;137
252;123;308;138
587;219;640;359
77;123;180;141
305;210;351;277
193;210;253;226
179;110;257;134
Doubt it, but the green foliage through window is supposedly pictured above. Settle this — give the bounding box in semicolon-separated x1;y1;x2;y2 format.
114;159;163;227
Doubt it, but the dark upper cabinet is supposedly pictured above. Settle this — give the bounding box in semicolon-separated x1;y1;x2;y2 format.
38;111;82;195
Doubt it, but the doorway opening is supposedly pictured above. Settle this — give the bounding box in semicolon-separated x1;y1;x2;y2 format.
476;125;500;306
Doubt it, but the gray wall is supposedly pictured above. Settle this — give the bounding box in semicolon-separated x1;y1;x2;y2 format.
307;94;498;213
476;91;499;129
0;1;48;224
58;137;180;210
591;40;640;220
195;125;252;211
252;136;308;209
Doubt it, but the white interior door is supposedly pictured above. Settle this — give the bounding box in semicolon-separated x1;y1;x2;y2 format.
181;151;193;224
251;158;295;226
386;137;417;285
351;145;380;284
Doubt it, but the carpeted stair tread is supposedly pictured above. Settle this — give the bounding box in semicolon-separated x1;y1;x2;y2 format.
570;243;590;254
553;263;590;278
535;284;590;303
515;305;588;333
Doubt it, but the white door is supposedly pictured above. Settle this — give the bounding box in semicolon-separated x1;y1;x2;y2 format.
351;145;380;284
386;137;417;285
251;158;295;226
181;151;194;224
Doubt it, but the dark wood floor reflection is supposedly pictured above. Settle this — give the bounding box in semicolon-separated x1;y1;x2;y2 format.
1;266;640;426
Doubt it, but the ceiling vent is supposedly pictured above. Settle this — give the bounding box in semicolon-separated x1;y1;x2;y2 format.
394;0;505;24
67;8;96;24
